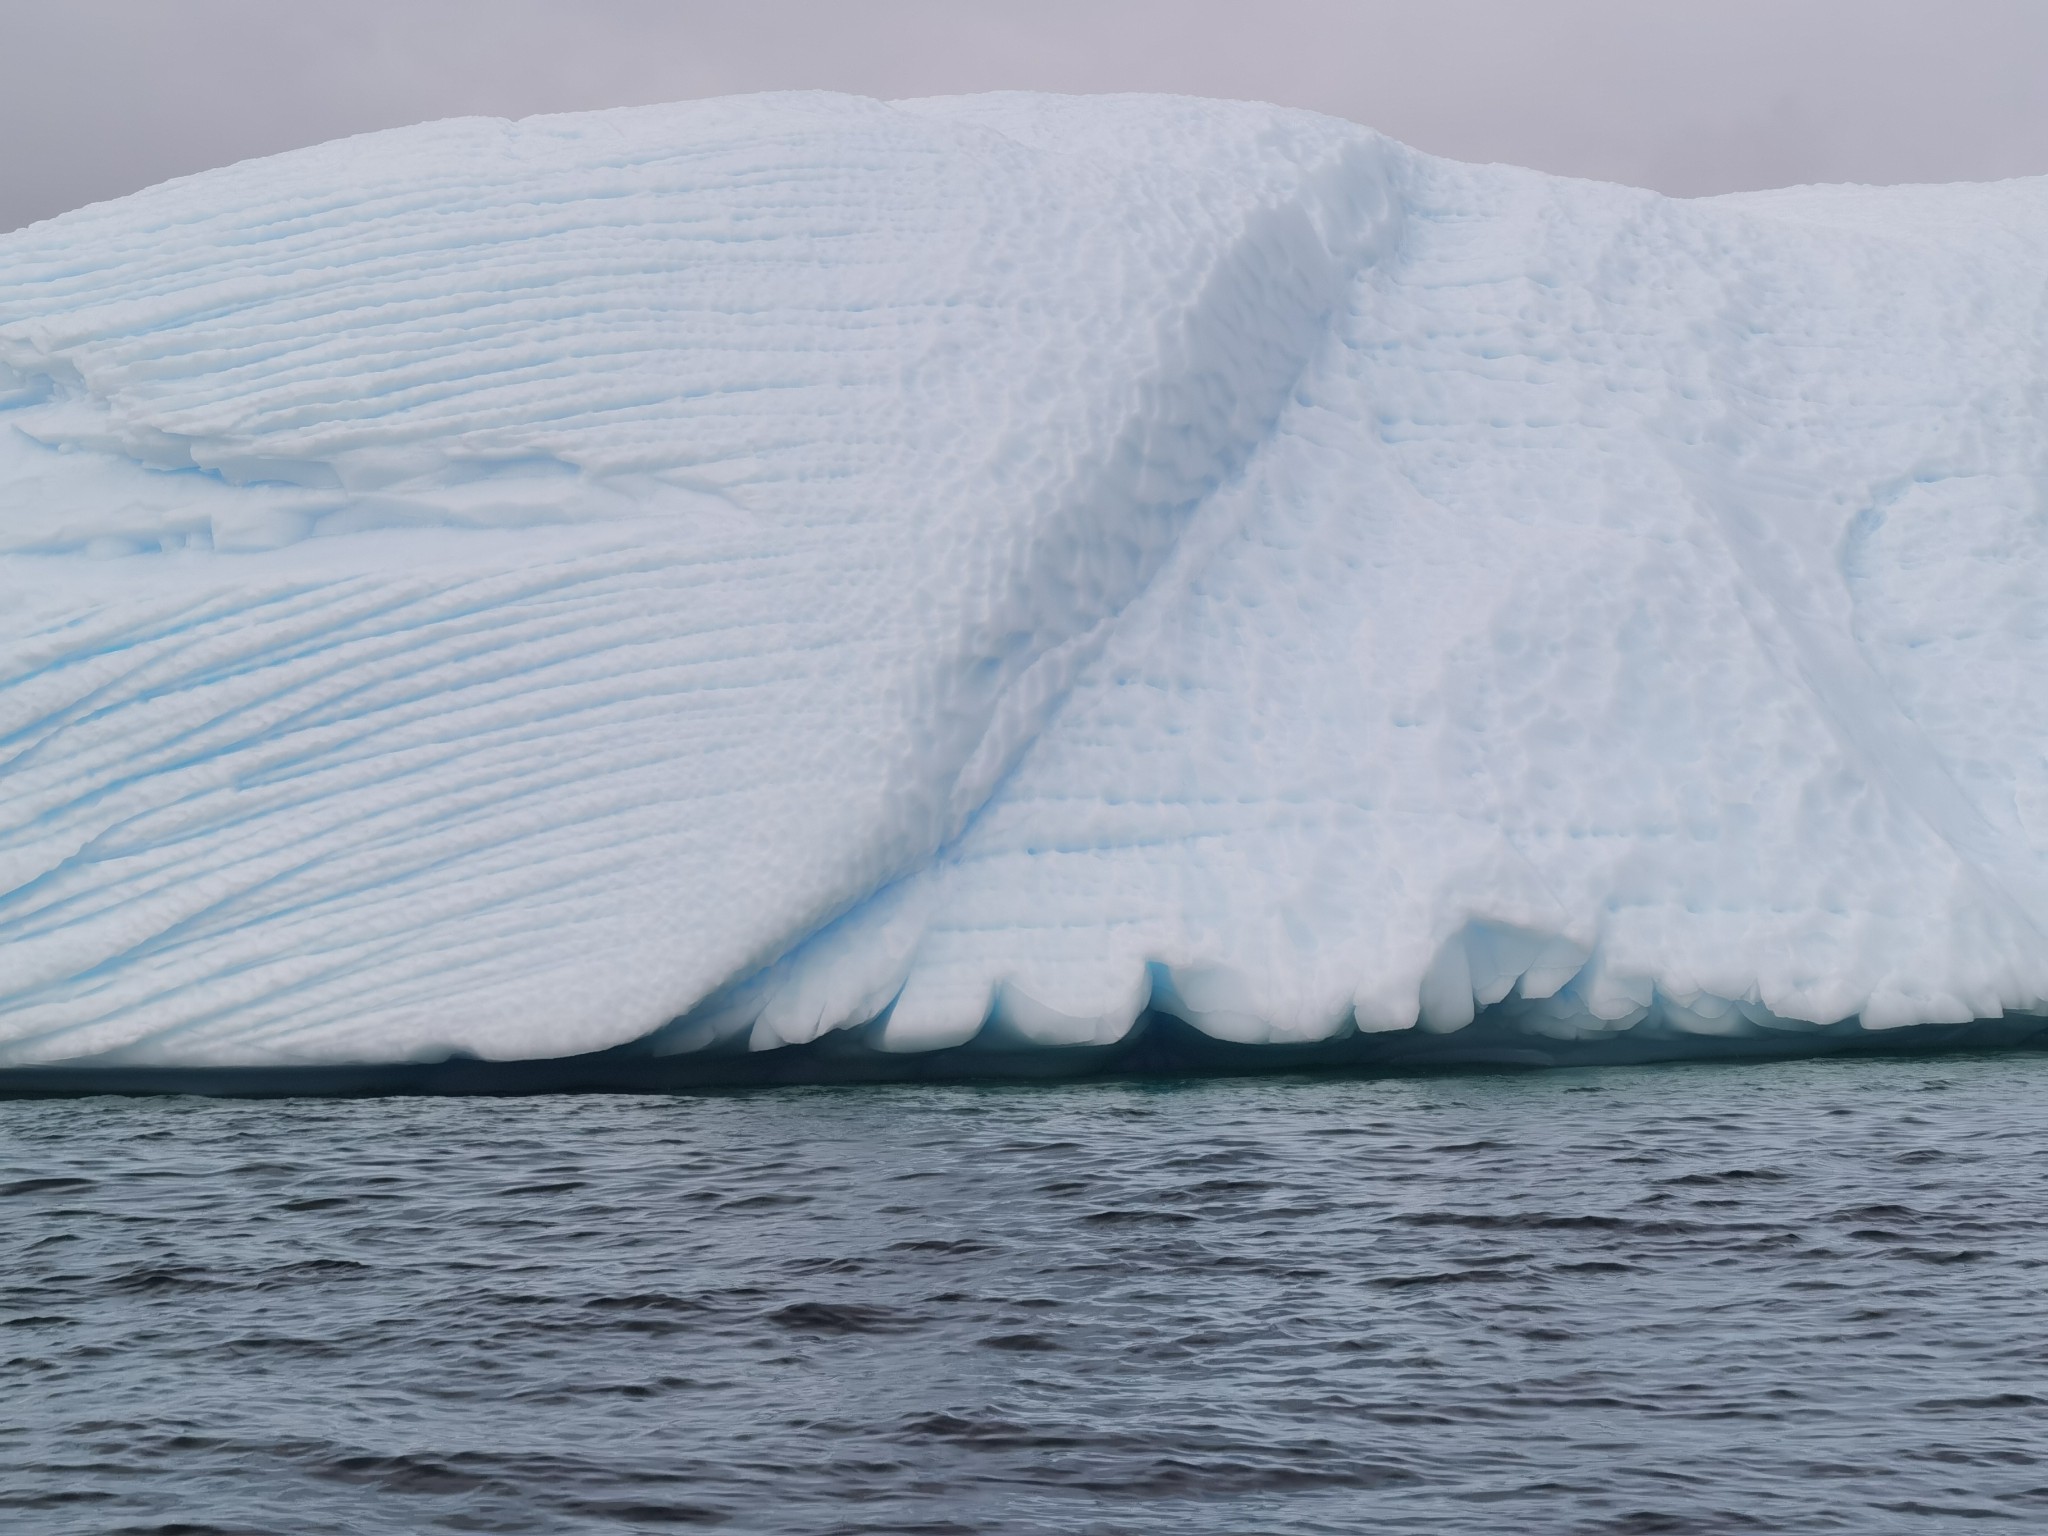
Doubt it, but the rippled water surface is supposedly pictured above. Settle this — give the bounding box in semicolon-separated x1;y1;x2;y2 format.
4;1057;2046;1534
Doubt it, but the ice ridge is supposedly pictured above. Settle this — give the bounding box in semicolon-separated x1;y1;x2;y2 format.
1;91;2046;1072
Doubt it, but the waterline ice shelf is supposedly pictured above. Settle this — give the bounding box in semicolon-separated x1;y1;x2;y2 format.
3;91;2047;1073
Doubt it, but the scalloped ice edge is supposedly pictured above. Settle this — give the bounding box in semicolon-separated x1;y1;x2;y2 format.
4;1010;2044;1098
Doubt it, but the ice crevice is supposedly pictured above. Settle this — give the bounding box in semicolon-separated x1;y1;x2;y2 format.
2;91;2048;1071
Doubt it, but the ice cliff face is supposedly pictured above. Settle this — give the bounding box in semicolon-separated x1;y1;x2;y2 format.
1;92;2045;1068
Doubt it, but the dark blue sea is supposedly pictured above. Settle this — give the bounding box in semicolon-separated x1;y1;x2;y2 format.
4;1056;2046;1534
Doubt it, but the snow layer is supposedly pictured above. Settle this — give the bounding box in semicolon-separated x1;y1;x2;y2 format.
2;92;2046;1068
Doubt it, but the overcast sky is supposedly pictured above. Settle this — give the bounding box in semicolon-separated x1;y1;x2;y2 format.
4;1;2046;232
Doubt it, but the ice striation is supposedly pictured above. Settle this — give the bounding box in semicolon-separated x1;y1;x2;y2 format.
2;91;2047;1076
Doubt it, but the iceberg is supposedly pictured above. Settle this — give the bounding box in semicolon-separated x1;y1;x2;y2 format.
3;91;2047;1084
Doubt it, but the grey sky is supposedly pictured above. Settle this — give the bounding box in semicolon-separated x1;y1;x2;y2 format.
4;1;2045;233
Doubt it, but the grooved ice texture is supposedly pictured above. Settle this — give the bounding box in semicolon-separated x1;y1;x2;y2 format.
1;92;2046;1066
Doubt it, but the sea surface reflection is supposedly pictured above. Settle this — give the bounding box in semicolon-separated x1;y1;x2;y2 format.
4;1057;2046;1533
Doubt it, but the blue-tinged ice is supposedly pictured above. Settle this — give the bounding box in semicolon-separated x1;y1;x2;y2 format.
2;92;2046;1069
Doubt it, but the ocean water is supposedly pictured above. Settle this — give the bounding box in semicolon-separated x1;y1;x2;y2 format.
3;1057;2045;1534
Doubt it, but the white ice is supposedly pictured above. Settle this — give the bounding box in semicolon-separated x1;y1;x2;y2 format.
1;92;2046;1068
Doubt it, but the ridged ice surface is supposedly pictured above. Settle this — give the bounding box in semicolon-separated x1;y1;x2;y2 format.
1;92;2046;1067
